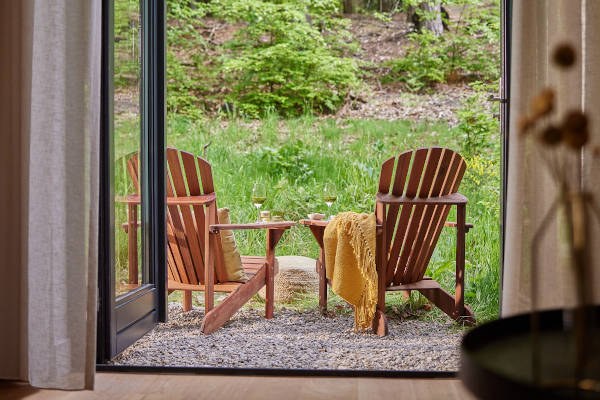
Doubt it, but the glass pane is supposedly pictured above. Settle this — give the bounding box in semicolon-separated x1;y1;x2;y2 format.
114;0;143;298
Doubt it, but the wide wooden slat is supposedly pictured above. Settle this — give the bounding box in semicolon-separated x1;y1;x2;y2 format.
201;265;268;334
417;147;443;198
410;153;464;281
167;148;206;285
197;156;214;194
166;214;192;284
386;279;441;291
166;173;199;284
395;148;441;283
410;151;461;281
181;150;229;283
166;248;177;282
404;148;429;197
180;150;208;276
195;156;223;283
386;148;428;284
385;151;412;251
387;148;442;285
126;153;140;194
392;148;440;284
413;157;467;280
377;156;395;193
168;280;242;293
407;149;454;282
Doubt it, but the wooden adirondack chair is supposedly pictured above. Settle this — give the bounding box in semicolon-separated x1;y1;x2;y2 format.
123;148;294;334
301;147;475;336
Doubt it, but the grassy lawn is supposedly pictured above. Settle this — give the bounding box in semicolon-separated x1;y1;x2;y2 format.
115;113;500;324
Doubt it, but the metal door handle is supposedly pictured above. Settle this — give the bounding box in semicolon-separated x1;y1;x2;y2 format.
487;95;508;104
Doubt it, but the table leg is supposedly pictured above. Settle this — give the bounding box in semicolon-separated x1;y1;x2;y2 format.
317;248;327;314
127;203;138;284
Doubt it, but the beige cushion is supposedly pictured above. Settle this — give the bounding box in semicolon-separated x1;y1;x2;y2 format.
217;207;248;282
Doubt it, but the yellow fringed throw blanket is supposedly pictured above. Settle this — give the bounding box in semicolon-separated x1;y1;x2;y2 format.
324;212;377;331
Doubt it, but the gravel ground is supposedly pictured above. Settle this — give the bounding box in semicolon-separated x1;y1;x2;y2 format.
111;303;463;371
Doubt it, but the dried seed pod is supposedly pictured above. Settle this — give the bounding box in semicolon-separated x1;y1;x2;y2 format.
564;129;589;149
530;88;555;118
540;125;563;146
518;115;534;135
562;110;589;149
553;43;576;68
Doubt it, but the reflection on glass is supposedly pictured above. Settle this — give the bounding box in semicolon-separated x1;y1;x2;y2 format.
114;0;143;298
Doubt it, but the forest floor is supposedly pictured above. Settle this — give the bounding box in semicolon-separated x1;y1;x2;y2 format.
116;11;496;125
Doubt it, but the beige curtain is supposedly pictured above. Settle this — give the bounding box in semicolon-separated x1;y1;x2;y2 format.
0;0;101;390
503;0;600;316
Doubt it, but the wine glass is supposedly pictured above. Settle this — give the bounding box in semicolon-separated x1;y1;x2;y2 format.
251;182;266;222
322;183;337;221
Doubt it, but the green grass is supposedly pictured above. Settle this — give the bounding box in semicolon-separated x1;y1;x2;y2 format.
114;113;501;323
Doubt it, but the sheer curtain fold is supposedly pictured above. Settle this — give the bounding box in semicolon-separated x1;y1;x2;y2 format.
0;0;101;390
503;0;600;317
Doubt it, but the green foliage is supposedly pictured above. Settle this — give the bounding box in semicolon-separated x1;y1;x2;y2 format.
384;0;500;91
114;0;141;88
165;0;209;118
207;0;361;117
255;140;315;183
457;81;500;157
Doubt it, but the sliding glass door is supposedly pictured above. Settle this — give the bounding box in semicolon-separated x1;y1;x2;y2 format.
98;0;166;362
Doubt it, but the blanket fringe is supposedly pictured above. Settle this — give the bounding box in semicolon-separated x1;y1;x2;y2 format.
335;213;378;331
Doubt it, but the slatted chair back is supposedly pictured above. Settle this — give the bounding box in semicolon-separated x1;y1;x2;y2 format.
377;147;467;286
126;148;229;286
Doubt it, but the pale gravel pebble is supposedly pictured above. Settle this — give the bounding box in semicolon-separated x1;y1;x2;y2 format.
111;303;462;371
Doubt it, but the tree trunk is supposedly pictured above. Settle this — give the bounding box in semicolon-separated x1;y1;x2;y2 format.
343;0;359;14
408;1;444;37
378;0;397;12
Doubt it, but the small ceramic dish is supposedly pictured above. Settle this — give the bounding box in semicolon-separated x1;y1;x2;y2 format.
308;213;325;220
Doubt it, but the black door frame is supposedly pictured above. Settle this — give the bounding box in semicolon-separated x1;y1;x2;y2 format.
499;0;511;314
97;0;166;363
98;0;511;373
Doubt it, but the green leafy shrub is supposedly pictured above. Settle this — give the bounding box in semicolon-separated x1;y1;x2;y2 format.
457;81;500;157
165;0;211;118
114;0;141;88
383;0;500;91
208;0;361;117
255;140;315;183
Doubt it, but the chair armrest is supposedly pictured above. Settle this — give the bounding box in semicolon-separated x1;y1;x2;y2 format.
209;221;295;233
444;221;474;233
116;193;217;206
115;194;141;204
376;192;468;205
167;193;216;206
121;221;141;233
299;218;383;232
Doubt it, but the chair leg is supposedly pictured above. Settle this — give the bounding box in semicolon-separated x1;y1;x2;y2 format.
418;287;475;325
317;251;327;315
372;309;388;336
183;290;192;312
455;204;467;317
265;261;275;319
373;205;389;336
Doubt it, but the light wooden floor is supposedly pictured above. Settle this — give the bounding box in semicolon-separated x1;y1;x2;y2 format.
1;373;476;400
